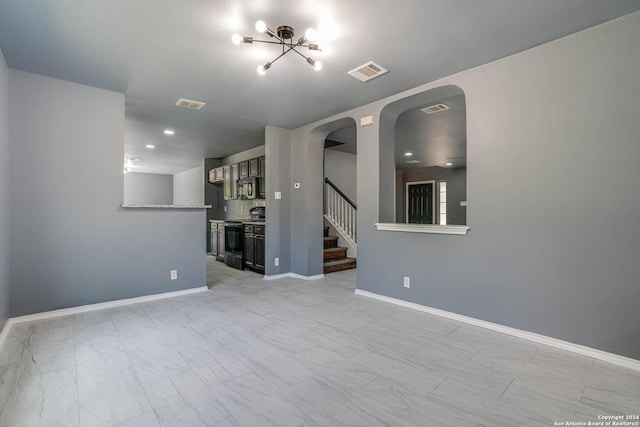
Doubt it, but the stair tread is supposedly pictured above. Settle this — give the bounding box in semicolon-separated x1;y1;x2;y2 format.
323;236;338;240
323;258;356;266
323;247;347;253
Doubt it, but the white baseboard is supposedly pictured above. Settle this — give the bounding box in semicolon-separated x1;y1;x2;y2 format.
264;273;325;281
10;286;209;325
263;273;292;281
355;289;640;373
290;273;325;281
0;318;13;353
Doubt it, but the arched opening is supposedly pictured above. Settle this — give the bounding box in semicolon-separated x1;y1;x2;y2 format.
306;117;357;275
379;85;466;227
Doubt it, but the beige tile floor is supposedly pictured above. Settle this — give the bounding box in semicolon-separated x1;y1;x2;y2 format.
0;257;638;426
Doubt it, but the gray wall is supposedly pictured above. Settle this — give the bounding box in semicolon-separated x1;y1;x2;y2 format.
265;126;292;276
0;49;9;330
8;70;206;316
124;172;173;205
395;166;466;225
324;149;357;202
286;12;640;358
173;165;204;205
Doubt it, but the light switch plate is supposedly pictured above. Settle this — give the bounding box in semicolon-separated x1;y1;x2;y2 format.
274;191;282;200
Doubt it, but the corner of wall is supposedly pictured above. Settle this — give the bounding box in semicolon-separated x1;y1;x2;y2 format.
0;47;10;330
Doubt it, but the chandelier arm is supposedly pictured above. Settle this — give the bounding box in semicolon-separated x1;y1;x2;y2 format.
268;44;298;66
289;46;312;60
250;39;290;46
265;27;284;43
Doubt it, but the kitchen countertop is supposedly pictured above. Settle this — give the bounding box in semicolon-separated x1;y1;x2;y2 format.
209;219;265;224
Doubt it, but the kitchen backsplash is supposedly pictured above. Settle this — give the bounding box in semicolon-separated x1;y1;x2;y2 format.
223;199;266;220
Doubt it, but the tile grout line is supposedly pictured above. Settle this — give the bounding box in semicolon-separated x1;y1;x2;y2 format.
498;377;517;400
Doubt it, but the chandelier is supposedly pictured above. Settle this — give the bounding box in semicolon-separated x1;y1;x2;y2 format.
232;20;323;75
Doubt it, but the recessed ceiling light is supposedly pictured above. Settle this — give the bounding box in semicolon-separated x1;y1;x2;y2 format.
445;162;453;166
404;152;413;156
145;144;155;149
164;129;175;135
406;160;420;164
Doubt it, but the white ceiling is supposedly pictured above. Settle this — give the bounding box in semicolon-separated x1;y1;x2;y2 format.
1;0;639;174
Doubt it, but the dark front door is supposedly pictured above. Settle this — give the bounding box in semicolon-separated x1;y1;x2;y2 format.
407;182;434;224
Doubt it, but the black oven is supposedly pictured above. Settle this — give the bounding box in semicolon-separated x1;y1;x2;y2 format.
224;222;243;270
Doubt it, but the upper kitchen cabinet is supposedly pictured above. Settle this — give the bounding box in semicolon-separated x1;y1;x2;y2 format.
239;161;249;179
230;163;239;199
208;167;223;184
223;165;237;200
248;158;259;177
210;153;266;200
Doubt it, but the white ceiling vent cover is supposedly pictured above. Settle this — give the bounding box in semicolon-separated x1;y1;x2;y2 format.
348;61;388;82
421;104;450;114
175;98;206;110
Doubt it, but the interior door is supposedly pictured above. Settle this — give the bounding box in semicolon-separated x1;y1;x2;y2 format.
407;182;434;224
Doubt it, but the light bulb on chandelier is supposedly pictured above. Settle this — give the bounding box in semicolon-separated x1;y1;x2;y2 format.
233;20;327;74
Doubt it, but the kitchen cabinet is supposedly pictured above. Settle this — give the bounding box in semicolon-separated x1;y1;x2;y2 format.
255;232;265;271
231;163;238;199
248;158;259;177
223;165;232;199
239;161;249;179
243;224;255;269
220;156;263;200
224;164;239;200
210;220;225;262
243;223;265;273
208;167;223;183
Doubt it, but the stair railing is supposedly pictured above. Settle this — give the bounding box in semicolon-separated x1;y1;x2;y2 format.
324;178;357;252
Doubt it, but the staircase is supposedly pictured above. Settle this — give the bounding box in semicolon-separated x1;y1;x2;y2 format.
323;226;356;273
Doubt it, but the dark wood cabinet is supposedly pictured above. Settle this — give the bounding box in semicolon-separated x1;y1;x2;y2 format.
243;223;265;273
239;161;249;179
210;220;225;262
248;158;259;177
219;157;264;200
255;234;265;271
243;224;255;269
223;166;231;199
231;164;239;199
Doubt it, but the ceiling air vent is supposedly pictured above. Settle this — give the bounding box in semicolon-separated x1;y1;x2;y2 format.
348;61;388;82
175;98;206;110
421;104;450;114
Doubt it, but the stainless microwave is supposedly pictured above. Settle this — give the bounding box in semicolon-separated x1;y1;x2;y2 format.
238;177;259;199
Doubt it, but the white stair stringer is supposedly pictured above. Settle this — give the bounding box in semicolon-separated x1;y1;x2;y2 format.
324;214;357;258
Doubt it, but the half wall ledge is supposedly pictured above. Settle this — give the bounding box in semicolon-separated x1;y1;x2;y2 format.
121;204;212;209
374;223;469;235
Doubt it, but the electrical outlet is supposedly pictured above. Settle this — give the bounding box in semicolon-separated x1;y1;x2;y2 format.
224;206;227;212
274;191;282;200
171;270;178;280
403;276;410;288
274;257;280;267
240;205;244;212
